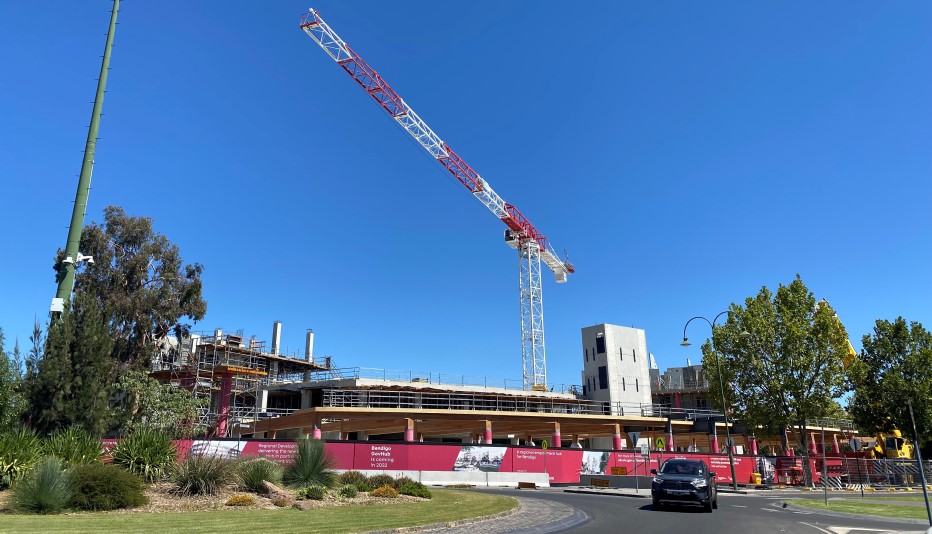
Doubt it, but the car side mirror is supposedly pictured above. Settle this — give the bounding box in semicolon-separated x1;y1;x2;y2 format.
650;469;657;475
709;472;717;478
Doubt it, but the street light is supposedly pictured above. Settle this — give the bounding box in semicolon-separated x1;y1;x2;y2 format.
681;310;749;492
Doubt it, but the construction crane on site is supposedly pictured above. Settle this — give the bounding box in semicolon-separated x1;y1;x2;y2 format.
298;9;574;391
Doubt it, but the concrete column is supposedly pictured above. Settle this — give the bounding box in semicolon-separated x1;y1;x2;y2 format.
404;419;415;442
612;424;623;450
674;392;681;409
510;436;520;445
312;426;322;439
216;376;233;437
832;434;840;455
749;436;759;456
666;420;675;452
483;420;493;444
525;434;535;446
710;432;719;453
551;422;561;448
809;432;818;455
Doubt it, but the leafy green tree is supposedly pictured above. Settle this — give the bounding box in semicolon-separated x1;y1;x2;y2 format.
27;293;114;436
112;370;207;438
56;206;207;369
26;319;43;381
704;276;849;486
847;317;932;442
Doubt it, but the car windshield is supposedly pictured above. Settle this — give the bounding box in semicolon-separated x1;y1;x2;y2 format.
661;461;702;475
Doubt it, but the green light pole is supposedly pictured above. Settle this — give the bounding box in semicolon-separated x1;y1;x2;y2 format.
51;0;120;314
681;310;749;492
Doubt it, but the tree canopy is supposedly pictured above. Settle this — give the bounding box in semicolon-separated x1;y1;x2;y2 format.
847;317;932;441
55;206;207;369
703;275;850;484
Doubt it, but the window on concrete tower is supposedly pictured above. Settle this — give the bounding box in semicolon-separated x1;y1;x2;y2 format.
585;349;588;362
622;377;626;391
633;349;637;362
635;378;639;392
596;335;605;354
598;366;608;390
619;348;623;361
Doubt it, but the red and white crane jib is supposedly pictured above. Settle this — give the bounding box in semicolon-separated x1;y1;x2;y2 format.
299;9;573;282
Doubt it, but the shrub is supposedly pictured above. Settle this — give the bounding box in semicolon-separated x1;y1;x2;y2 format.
370;485;398;498
294;487;308;500
392;475;416;489
338;470;368;488
398;480;432;499
0;428;43;488
111;429;177;482
236;457;283;492
305;484;327;500
173;453;236;496
366;474;395;491
8;457;73;514
282;438;335;489
44;427;102;467
225;494;257;506
70;463;147;511
339;484;358;498
271;497;291;507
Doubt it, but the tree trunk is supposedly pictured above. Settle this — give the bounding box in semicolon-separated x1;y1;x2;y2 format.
796;423;815;487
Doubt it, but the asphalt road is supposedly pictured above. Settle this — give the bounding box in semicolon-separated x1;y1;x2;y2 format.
479;488;930;534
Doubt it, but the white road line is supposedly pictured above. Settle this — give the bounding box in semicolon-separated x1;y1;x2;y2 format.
730;504;747;508
761;507;779;512
799;522;832;533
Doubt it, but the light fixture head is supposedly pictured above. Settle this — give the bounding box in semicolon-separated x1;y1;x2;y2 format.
76;253;94;264
62;256;75;265
680;337;691;347
739;330;751;339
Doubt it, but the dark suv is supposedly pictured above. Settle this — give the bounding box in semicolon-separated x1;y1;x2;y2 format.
651;459;718;512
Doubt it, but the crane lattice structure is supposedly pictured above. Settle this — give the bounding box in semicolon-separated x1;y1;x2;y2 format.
299;9;574;390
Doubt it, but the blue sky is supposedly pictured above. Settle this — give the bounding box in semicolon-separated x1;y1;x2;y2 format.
1;1;929;388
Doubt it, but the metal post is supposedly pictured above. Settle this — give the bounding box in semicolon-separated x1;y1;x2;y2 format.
908;399;932;526
53;0;120;311
821;422;828;505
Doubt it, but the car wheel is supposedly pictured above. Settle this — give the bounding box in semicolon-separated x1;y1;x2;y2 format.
653;498;663;510
712;495;718;509
704;499;713;513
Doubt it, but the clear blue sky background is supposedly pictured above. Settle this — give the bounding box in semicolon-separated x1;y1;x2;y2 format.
2;1;929;389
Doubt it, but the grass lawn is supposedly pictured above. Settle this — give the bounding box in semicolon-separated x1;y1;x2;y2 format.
1;489;517;533
787;498;929;520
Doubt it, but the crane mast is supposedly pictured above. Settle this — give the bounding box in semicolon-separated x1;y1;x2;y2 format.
299;9;573;390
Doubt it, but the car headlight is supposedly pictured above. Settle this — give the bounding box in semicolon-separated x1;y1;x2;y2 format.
652;477;662;484
691;479;708;488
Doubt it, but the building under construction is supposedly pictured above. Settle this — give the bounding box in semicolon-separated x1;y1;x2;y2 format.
151;321;329;437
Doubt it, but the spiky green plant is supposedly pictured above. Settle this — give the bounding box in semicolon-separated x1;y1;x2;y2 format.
236;457;283;492
304;484;328;500
173;453;237;496
338;470;370;491
338;484;358;498
110;429;177;482
0;427;43;488
282;438;335;489
44;427;102;467
8;457;73;514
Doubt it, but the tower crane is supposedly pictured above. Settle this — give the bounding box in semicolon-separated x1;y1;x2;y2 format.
299;9;574;390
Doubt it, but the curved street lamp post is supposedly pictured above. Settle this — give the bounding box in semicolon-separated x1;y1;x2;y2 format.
681;311;747;492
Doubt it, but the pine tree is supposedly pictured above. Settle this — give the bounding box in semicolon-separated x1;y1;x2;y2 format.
26;318;43;381
28;304;76;434
0;328;26;431
70;293;114;436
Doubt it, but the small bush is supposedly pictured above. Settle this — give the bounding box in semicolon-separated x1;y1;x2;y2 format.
70;463;147;511
282;438;336;489
8;457;73;514
237;457;283;492
0;428;43;488
111;429;177;482
339;484;358;498
398;480;432;499
44;427;102;467
225;494;257;507
173;453;237;496
271;497;291;507
338;470;368;487
370;485;398;498
294;487;308;500
392;475;416;489
366;474;395;491
305;484;327;500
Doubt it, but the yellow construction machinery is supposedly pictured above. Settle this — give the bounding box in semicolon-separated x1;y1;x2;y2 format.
863;429;915;459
